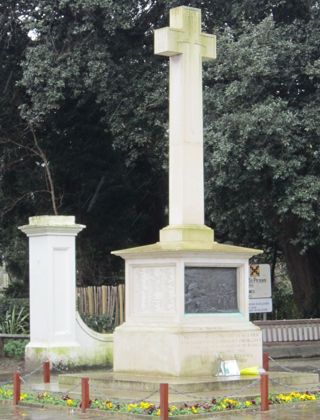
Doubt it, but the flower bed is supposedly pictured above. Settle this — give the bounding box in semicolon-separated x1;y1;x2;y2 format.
0;387;319;416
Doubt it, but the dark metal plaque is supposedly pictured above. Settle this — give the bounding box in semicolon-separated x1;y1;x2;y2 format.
185;267;238;314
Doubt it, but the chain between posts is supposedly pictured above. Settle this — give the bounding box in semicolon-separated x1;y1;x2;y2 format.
20;375;38;393
51;362;113;374
269;376;320;391
269;355;320;375
88;380;159;404
170;377;260;402
21;365;42;379
5;356;320;412
64;381;82;395
18;365;44;393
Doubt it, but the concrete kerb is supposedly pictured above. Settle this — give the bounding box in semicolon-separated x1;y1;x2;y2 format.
1;399;320;419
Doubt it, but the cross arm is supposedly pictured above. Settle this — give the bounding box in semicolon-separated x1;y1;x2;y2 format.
154;27;182;57
200;33;216;60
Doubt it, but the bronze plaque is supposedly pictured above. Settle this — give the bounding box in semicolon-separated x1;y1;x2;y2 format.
185;267;238;314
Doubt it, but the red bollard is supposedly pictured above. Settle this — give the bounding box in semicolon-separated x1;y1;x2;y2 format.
43;361;50;384
81;377;90;413
160;383;169;420
263;352;269;372
260;372;269;412
13;372;21;405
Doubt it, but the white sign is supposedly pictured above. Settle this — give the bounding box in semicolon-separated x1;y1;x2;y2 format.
218;360;240;376
249;298;273;313
249;264;271;299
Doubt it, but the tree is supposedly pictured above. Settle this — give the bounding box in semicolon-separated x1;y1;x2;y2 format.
0;0;42;283
204;3;320;316
2;0;320;314
7;0;172;283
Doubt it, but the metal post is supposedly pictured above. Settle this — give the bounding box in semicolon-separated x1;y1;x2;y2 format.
81;377;90;412
160;383;169;420
263;352;269;371
260;372;269;411
43;361;50;383
13;372;21;405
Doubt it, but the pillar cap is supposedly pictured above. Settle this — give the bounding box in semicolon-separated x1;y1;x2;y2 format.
19;215;85;237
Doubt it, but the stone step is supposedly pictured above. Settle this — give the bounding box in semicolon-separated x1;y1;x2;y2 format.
58;370;319;394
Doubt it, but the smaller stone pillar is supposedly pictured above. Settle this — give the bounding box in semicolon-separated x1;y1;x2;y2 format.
19;216;85;366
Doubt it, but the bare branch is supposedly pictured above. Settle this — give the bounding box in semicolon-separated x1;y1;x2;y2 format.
29;125;59;215
1;126;60;216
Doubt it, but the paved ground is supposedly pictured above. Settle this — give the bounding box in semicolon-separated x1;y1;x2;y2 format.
0;357;320;418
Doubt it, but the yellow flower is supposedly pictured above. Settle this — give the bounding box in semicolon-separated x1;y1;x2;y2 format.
169;405;178;411
277;394;292;403
127;403;138;411
105;402;113;409
191;406;198;414
156;408;161;416
20;393;28;401
290;392;300;398
299;393;316;401
245;400;252;407
223;398;238;405
66;399;74;407
140;401;152;409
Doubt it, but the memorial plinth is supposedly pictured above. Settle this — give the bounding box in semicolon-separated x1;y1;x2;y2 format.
113;6;263;377
113;237;262;376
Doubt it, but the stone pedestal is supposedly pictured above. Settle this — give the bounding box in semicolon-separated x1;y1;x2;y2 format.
19;216;85;364
19;215;113;368
113;227;263;377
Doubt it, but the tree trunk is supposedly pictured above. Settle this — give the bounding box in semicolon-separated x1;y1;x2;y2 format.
280;241;320;317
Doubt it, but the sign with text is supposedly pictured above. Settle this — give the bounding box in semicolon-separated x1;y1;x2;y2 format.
249;264;271;299
249;298;273;313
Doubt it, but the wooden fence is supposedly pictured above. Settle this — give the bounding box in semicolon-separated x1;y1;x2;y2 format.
77;285;125;327
77;287;320;342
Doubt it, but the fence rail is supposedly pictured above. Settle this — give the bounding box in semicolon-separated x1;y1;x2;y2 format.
77;285;125;327
254;319;320;343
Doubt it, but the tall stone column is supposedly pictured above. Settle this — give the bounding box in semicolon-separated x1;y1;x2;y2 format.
19;216;85;365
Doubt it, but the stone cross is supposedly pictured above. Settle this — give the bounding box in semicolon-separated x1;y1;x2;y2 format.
154;6;216;227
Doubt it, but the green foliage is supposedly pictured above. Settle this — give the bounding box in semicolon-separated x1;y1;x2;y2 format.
3;339;28;359
272;281;302;320
0;305;29;334
3;281;29;298
204;4;320;315
1;0;320;314
0;297;29;318
80;314;114;333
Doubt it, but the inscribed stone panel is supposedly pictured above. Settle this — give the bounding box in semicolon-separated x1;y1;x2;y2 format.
132;266;176;315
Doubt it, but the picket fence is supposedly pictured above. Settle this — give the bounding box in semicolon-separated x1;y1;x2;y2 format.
77;285;125;327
